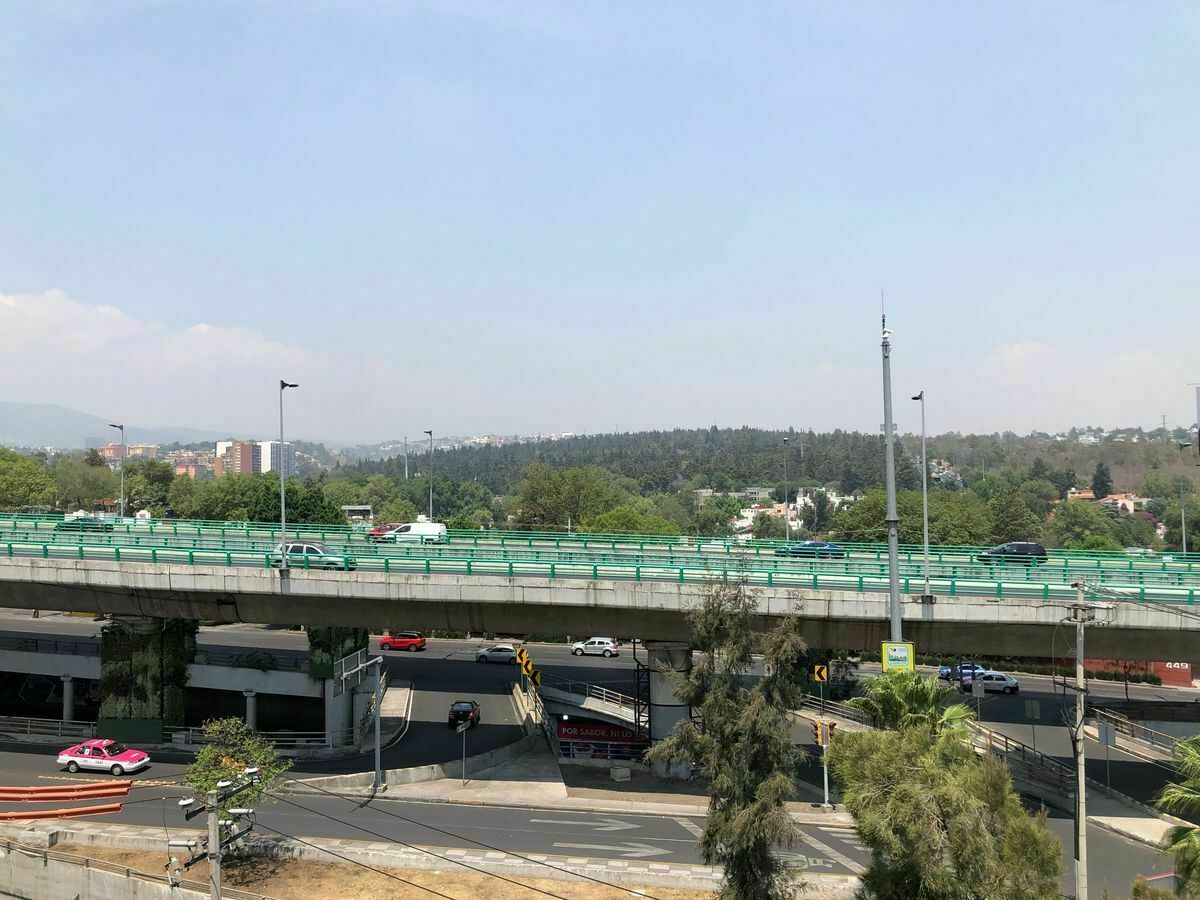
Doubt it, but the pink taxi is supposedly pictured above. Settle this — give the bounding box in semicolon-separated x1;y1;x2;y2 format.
57;738;150;776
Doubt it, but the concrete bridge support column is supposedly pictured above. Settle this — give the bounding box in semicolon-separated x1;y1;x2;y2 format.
60;676;74;722
644;641;693;778
243;690;258;731
98;616;197;741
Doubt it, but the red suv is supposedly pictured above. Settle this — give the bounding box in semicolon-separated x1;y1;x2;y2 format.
379;631;427;652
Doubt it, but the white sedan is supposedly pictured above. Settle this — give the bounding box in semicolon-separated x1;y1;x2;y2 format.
961;671;1020;695
475;644;518;664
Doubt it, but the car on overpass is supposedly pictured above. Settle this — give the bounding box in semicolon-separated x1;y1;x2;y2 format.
475;644;518;664
57;739;149;776
379;631;427;652
55;514;115;533
774;540;846;559
367;522;448;544
960;671;1020;694
975;541;1047;566
268;542;358;571
448;700;481;728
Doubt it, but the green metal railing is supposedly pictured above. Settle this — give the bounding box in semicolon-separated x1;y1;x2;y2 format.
2;534;1197;604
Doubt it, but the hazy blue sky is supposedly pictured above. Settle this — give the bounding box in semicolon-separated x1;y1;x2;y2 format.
2;2;1198;443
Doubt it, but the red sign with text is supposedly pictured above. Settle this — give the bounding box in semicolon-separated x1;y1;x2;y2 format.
557;721;642;743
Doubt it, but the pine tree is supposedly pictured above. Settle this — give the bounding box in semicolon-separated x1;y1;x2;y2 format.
646;579;809;900
989;484;1039;543
1092;462;1114;499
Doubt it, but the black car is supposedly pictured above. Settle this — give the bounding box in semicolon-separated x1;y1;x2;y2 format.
976;542;1047;566
448;700;480;728
774;540;846;559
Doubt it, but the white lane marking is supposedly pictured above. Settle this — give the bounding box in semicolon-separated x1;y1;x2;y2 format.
801;831;867;875
552;841;671;859
673;816;704;838
530;817;639;832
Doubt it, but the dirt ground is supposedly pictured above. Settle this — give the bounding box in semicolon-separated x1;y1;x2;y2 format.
57;843;717;899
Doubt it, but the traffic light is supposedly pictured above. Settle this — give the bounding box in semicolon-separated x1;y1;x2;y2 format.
811;720;824;746
825;721;837;743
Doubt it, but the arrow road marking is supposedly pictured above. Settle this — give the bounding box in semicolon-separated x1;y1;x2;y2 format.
552;841;671;859
531;817;639;832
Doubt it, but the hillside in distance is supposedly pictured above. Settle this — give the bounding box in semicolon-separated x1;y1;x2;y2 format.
0;400;228;448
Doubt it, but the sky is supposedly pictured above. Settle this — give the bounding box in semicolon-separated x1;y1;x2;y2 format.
1;2;1198;444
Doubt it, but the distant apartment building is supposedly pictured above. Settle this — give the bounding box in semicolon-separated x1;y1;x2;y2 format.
216;441;260;476
258;441;295;477
166;450;215;479
97;442;157;462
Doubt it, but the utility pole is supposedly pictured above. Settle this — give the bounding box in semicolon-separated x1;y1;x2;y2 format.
279;381;299;560
881;314;902;641
206;789;221;900
912;390;931;598
783;435;790;542
424;430;434;520
108;423;125;518
1068;583;1098;900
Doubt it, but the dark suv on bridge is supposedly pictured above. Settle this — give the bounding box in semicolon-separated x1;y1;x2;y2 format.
976;542;1047;566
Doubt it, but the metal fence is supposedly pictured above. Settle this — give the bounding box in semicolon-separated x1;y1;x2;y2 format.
1093;708;1179;753
164;725;355;749
797;693;875;728
538;674;638;715
0;715;96;740
0;633;99;657
968;721;1075;797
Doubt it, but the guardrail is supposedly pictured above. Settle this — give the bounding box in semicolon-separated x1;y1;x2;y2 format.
4;535;1199;603
1;512;1196;570
164;725;355;749
539;674;638;714
1093;708;1179;753
798;693;875;728
0;633;99;657
968;721;1075;797
0;715;96;740
2;839;275;900
8;527;1200;594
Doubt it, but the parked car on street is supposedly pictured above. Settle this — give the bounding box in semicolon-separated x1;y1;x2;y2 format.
975;542;1047;566
960;671;1020;695
379;631;426;652
447;700;481;728
571;637;620;657
367;522;448;544
774;540;846;559
57;739;149;776
268;541;357;570
938;662;987;681
475;644;517;664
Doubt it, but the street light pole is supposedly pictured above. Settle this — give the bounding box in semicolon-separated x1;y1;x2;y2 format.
783;436;790;542
424;430;434;520
1068;582;1097;900
912;391;930;597
880;316;902;641
279;381;299;563
404;437;409;480
1178;443;1192;555
108;423;125;518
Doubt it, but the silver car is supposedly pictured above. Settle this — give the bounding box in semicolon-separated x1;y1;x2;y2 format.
475;644;517;664
268;541;357;571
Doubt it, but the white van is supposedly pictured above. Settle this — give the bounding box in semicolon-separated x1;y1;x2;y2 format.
368;521;448;544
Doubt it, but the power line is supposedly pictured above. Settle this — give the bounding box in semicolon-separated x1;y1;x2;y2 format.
249;819;459;900
275;779;667;900
263;789;573;900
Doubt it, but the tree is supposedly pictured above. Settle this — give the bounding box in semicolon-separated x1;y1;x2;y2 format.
122;458;175;513
751;512;787;540
376;496;419;525
186;717;292;815
827;726;1061;899
584;504;681;535
845;671;973;737
646;579;809;899
0;449;56;510
1156;735;1200;896
989;484;1038;544
1044;499;1117;549
50;457;113;509
801;490;833;534
1028;457;1050;482
1048;469;1078;500
1092;462;1114;500
515;463;625;530
692;499;735;537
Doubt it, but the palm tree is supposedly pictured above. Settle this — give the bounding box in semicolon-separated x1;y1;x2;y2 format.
1156;735;1200;895
846;671;974;736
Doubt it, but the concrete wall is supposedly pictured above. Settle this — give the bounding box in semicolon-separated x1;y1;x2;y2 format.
3;557;1200;660
0;841;207;899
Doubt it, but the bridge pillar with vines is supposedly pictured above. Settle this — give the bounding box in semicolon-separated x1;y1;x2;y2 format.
97;615;197;743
